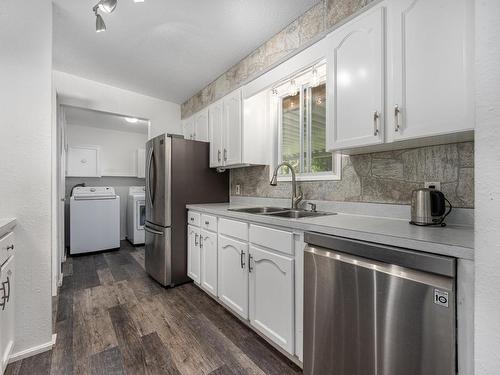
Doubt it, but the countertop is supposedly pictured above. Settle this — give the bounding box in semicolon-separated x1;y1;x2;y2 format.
186;203;474;260
0;218;16;239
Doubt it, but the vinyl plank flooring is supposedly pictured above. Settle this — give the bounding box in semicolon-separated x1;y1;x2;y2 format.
108;305;148;375
5;245;302;375
90;347;126;375
141;332;181;375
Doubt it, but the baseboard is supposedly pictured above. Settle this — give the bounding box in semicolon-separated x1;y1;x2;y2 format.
8;334;57;364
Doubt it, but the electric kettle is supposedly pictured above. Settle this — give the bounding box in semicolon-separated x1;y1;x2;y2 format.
410;188;452;226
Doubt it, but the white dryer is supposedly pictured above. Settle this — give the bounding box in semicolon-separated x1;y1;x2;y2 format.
70;187;120;254
127;186;145;245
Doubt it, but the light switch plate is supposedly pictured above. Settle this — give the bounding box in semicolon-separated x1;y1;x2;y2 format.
235;184;241;195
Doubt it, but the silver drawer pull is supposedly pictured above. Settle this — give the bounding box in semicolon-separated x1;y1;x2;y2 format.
240;251;245;269
6;244;14;251
205;221;209;225
249;254;254;273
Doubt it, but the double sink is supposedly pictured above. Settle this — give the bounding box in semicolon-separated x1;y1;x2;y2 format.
228;206;336;219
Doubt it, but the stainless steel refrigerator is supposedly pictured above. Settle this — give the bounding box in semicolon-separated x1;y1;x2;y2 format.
145;134;229;286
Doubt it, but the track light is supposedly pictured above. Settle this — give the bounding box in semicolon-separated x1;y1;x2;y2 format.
95;12;106;32
97;0;117;13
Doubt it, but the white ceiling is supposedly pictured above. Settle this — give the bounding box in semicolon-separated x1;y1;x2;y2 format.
64;105;149;134
53;0;317;104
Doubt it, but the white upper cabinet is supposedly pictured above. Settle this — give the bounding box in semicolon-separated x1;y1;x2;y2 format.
209;99;224;168
194;108;209;142
326;6;385;151
183;116;195;140
223;89;243;166
387;0;474;142
208;88;269;169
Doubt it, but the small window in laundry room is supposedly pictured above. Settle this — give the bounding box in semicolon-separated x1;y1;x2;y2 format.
272;62;341;181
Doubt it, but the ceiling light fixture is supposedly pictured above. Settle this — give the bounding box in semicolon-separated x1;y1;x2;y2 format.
125;117;139;123
97;0;117;13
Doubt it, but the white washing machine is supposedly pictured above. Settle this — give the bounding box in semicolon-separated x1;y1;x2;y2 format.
70;187;120;254
127;186;145;245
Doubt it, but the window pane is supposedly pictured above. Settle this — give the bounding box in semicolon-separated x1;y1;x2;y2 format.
280;93;301;174
310;83;332;173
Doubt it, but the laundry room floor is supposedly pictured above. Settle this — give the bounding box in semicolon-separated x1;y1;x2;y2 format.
5;241;301;375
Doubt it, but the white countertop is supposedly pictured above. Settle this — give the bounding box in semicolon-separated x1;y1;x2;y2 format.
186;203;474;260
0;218;16;239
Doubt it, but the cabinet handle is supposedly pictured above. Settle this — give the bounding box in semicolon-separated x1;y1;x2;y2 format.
200;236;203;248
217;150;221;162
373;111;380;136
248;254;254;273
6;244;14;251
394;104;401;132
205;221;209;225
223;149;227;162
195;233;199;246
240;250;245;269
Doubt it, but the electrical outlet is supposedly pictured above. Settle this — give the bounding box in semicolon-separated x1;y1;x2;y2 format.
235;184;241;195
425;181;441;191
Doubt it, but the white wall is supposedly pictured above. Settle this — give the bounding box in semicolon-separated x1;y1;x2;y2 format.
475;0;500;373
0;0;53;357
54;71;181;139
67;124;147;177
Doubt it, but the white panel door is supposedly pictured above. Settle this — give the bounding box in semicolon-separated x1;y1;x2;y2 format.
327;6;385;151
387;0;474;141
200;229;217;297
0;256;14;373
223;89;243;166
249;246;294;354
187;225;200;284
218;234;248;319
194;109;209;142
209;100;224;168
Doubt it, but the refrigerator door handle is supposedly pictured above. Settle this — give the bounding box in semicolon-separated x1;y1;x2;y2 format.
145;225;163;236
146;147;154;206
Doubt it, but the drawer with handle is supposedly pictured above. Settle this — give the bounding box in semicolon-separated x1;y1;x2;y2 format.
0;232;15;266
187;211;201;227
201;214;217;232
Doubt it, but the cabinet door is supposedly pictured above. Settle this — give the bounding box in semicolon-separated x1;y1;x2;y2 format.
194;109;209;142
222;89;243;166
187;225;200;284
183;117;195;140
209;100;224;168
0;256;14;373
200;229;217;297
218;234;248;319
326;6;385;151
249;246;294;354
387;0;474;141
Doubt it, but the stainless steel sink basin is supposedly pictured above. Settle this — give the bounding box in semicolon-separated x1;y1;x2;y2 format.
268;210;337;219
228;207;288;214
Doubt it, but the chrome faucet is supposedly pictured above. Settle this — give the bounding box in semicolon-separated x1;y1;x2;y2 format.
270;162;303;210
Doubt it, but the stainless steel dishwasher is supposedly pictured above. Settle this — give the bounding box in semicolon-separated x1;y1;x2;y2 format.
304;232;456;375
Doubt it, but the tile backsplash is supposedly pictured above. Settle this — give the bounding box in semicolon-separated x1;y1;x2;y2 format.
230;142;474;208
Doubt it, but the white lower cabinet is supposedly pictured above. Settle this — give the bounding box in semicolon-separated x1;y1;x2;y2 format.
249;245;294;353
217;234;249;319
0;254;15;373
200;229;217;297
187;225;201;284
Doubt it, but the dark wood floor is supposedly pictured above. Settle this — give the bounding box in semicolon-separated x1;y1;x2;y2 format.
6;241;302;375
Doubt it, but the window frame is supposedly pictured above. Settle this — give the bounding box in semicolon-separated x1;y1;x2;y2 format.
272;66;341;182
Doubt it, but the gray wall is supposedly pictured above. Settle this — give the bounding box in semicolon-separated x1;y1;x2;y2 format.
231;142;474;208
66;177;146;241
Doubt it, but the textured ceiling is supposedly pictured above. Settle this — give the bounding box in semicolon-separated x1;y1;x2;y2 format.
53;0;317;104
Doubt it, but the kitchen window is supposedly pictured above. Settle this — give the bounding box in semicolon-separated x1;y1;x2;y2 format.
273;63;341;181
